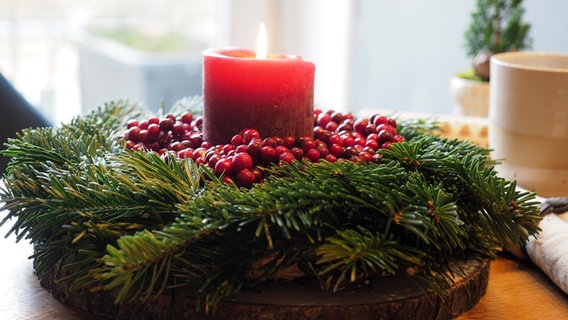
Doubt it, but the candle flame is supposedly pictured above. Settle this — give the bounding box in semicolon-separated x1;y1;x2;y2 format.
256;22;267;59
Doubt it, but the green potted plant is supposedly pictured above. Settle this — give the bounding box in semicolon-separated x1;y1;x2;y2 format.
451;0;531;117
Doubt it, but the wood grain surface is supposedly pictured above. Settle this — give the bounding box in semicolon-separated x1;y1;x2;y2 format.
2;218;568;319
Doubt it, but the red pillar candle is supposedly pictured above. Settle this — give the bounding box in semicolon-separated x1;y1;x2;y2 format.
202;48;315;145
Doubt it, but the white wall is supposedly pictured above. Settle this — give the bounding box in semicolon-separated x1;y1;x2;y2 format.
349;0;568;115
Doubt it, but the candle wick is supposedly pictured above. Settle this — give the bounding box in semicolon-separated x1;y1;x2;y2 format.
256;22;267;59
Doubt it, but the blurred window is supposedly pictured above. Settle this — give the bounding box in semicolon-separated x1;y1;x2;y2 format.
0;0;218;123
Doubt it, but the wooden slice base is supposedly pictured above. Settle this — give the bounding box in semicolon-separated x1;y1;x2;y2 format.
37;258;490;320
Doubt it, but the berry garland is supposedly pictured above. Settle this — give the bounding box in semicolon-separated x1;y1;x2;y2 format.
0;98;540;315
121;107;404;187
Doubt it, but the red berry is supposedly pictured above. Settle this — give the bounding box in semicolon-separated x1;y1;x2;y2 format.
299;137;315;151
369;114;378;124
165;113;176;122
138;129;149;143
236;169;255;187
252;168;263;182
331;112;343;124
195;157;207;165
182;123;193;132
353;119;368;134
192;147;207;162
127;126;141;141
324;154;338;162
236;145;248;153
189;134;203;148
214;158;233;177
378;129;394;143
147;123;160;140
260;146;277;163
275;145;290;156
363;146;376;154
126;119;139;129
272;136;284;146
172;122;185;136
222;144;235;155
344;147;359;158
354;137;366;147
365;139;379;151
160;118;174;132
289;147;303;160
201;141;213;149
317;113;333;128
180;112;193;124
247;140;262;156
365;123;377;135
359;151;373;163
376;124;397;135
306;148;320;162
341;135;355;147
242;128;261;143
231;134;246;146
317;130;331;143
148;117;160;125
279;151;295;164
138;120;149;130
325;121;339;132
148;142;160;152
178;148;194;159
133;143;146;151
337;123;353;133
208;154;222;168
194;116;204;131
158;131;172;145
328;133;342;146
263;137;277;147
181;139;193;148
169;141;184;152
205;148;220;160
373;115;389;127
282;136;295;148
329;144;344;157
393;135;404;143
232;152;254;172
315;141;329;156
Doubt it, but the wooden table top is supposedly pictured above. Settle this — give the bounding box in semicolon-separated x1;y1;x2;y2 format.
2;221;568;320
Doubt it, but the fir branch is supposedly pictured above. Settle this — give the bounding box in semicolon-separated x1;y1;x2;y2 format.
315;227;422;292
0;101;541;315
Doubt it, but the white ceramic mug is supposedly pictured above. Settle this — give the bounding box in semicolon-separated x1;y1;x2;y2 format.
489;52;568;197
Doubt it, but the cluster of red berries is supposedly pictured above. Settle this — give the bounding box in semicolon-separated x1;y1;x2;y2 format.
123;109;403;187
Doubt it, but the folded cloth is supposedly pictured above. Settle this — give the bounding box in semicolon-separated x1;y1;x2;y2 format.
525;197;568;294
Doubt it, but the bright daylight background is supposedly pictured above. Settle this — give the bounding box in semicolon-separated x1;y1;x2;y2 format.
1;0;568;125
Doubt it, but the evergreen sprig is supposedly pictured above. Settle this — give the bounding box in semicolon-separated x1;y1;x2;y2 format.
0;100;540;314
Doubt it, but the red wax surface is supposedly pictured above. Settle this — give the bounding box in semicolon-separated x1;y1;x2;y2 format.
203;48;315;145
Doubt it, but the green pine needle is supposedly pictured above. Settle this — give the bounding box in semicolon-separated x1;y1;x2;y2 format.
0;100;541;314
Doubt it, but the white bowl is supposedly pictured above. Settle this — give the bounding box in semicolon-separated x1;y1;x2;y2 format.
489;52;568;197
